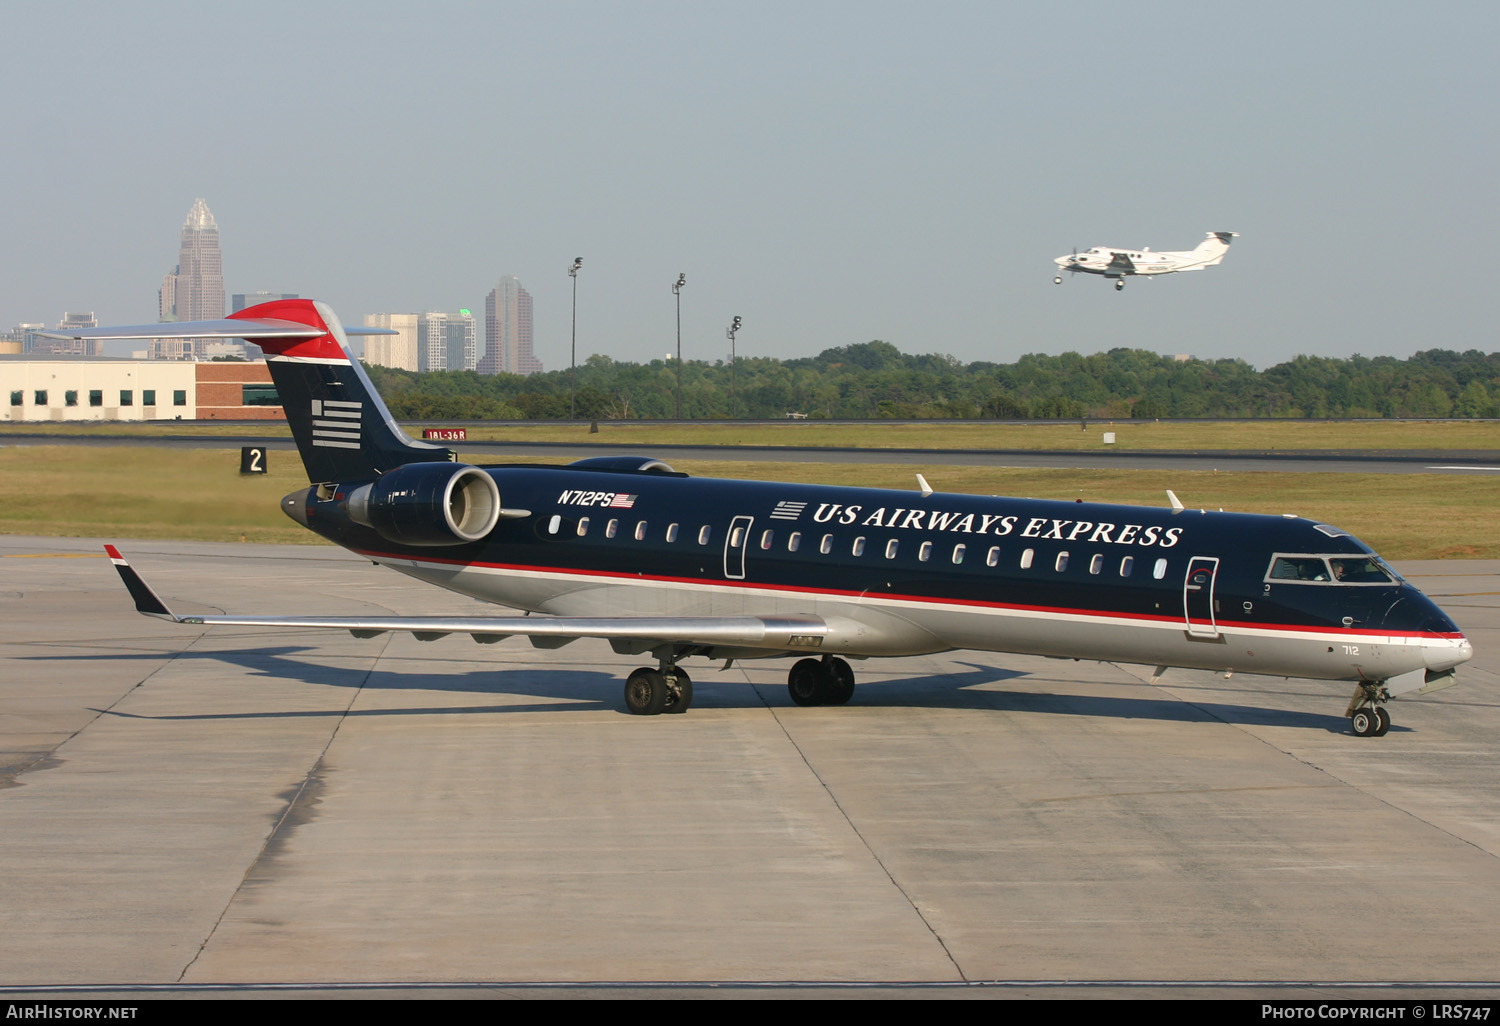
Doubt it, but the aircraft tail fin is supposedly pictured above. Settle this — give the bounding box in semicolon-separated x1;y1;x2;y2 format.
1191;231;1238;266
225;300;454;482
52;300;455;483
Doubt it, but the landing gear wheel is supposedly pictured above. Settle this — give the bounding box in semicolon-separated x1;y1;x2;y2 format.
624;667;668;715
663;666;693;714
1114;280;1124;291
788;658;832;707
1350;708;1378;737
1373;706;1391;736
1053;276;1063;285
825;657;855;706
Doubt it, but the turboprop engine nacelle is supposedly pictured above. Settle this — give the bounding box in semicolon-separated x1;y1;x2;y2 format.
346;462;502;547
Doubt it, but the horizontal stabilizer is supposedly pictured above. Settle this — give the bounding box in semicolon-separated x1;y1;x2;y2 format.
41;319;394;340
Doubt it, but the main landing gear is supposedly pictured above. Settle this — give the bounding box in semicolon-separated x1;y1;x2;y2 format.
1053;275;1063;285
1345;681;1392;738
1114;280;1125;291
623;664;692;716
787;656;856;707
622;656;859;715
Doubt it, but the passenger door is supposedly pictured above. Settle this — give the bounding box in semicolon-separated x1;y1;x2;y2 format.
724;515;753;580
1183;556;1220;638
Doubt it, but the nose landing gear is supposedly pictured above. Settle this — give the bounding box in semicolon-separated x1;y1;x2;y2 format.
1346;681;1391;737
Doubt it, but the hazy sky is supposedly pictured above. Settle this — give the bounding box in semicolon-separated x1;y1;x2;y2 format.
4;1;1496;368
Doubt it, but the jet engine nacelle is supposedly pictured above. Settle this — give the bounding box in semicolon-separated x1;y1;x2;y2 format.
346;463;501;546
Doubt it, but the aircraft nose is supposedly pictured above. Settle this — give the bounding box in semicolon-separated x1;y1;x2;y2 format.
1382;585;1472;672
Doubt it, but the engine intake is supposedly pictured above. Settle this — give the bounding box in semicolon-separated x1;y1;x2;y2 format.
347;463;501;546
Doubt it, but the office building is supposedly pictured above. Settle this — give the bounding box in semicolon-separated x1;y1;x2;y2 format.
481;276;540;376
154;199;225;359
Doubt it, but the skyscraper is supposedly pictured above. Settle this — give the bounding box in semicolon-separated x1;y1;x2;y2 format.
416;310;478;373
361;313;419;371
154;199;225;359
481;276;541;376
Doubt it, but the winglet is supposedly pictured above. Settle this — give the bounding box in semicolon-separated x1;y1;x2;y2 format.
1166;489;1185;511
916;473;934;498
104;546;176;618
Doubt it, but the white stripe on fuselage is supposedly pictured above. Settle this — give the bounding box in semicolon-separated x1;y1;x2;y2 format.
362;553;1460;676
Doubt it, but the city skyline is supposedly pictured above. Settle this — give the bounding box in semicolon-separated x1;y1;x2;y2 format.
3;5;1497;372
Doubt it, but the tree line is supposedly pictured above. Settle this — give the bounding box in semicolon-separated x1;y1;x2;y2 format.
359;343;1500;421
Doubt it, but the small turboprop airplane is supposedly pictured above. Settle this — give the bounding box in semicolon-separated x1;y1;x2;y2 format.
59;299;1468;734
1054;231;1238;290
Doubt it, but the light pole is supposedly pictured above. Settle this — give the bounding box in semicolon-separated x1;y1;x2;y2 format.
568;257;582;419
726;315;742;418
672;273;686;419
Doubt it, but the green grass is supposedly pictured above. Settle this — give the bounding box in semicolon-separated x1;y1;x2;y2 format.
1;446;1493;560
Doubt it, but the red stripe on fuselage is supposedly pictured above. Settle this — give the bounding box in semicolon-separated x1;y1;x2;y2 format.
350;547;1462;641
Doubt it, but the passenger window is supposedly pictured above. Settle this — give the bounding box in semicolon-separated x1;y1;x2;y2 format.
1020;548;1034;569
634;521;647;541
729;526;744;548
1119;556;1133;577
918;541;932;562
666;523;679;543
577;517;590;537
760;530;774;550
1153;558;1168;580
606;519;619;539
952;544;965;565
698;525;711;545
788;532;801;552
820;534;833;555
1089;554;1104;575
1055;551;1069;572
986;546;1000;567
885;539;899;559
852;537;866;557
547;515;561;535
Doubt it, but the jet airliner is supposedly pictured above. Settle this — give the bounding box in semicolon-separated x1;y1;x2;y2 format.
1054;231;1238;290
58;299;1469;735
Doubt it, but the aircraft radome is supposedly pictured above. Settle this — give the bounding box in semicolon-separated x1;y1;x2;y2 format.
55;299;1469;734
1054;231;1238;290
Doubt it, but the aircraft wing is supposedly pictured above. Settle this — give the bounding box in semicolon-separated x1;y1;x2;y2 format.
106;547;829;653
1107;251;1136;273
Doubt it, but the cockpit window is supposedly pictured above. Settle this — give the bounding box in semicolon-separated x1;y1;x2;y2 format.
1270;556;1330;582
1312;524;1350;539
1267;554;1397;586
1329;557;1396;584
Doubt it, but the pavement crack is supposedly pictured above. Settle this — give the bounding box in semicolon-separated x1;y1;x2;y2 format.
176;632;394;984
